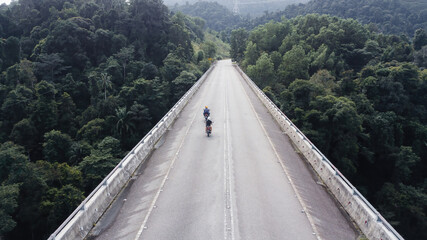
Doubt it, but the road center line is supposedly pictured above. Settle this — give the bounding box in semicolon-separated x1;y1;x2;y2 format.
224;75;235;240
133;83;206;240
236;71;321;240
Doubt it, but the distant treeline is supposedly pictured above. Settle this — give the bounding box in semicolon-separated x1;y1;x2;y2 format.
247;0;427;36
173;0;427;38
169;0;309;17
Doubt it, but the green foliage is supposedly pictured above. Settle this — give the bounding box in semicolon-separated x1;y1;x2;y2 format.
41;184;84;233
0;142;27;183
3;37;20;69
376;183;427;240
78;137;121;193
247;53;274;87
77;118;107;145
259;0;427;37
279;45;309;85
0;184;19;235
413;28;427;50
171;2;244;32
242;41;259;67
10;118;38;151
230;28;248;62
43;130;73;163
238;14;427;239
201;41;217;59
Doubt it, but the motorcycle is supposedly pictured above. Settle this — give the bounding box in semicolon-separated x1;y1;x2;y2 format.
206;126;212;137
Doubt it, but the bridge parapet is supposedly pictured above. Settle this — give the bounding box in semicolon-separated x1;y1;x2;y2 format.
234;64;403;240
48;63;216;240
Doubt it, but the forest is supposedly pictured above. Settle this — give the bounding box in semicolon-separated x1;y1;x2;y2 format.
251;0;427;36
0;0;217;239
175;0;427;39
231;14;427;239
169;0;309;17
1;0;426;239
172;1;243;32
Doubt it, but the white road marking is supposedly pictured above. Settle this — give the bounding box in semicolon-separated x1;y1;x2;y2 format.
236;72;321;240
223;75;236;240
133;93;203;240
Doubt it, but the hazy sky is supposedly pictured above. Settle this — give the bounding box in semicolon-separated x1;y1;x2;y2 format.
0;0;11;5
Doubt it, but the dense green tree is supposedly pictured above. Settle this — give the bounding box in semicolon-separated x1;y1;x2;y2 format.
77;118;108;144
247;53;274;87
35;53;69;81
1;85;33;132
42;130;73;163
78;137;121;193
201;41;216;59
278;45;309;85
41;184;84;233
127;102;152;138
68;141;92;166
172;70;197;100
3;37;20;69
114;46;134;82
34;161;82;189
230;28;248;62
169;12;194;61
0;142;27;183
31;81;58;133
392;146;420;184
161;53;186;82
17;59;37;89
129;0;170;64
57;92;77;136
287;79;324;110
376;183;427;240
242;41;259;67
115;106;134;138
414;28;427;50
9;118;38;152
309;70;337;94
0;184;19;236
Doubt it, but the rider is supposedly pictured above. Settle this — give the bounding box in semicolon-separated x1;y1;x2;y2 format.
206;116;213;130
203;106;210;118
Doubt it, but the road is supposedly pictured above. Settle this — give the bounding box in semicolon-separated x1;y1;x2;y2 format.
88;60;359;240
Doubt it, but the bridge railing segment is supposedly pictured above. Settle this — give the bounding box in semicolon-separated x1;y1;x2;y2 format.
234;64;403;240
48;63;216;240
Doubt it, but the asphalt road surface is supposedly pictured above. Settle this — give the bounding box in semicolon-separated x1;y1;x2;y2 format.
88;60;359;240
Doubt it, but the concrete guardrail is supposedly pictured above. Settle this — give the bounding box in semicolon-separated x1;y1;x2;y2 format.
48;63;217;240
234;64;404;240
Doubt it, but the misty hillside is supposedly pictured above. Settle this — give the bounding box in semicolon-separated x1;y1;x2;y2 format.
166;0;309;17
279;0;427;36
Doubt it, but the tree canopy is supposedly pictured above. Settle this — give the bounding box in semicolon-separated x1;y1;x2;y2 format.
234;14;427;240
0;0;218;239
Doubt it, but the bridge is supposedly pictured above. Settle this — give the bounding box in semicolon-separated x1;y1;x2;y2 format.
49;60;402;240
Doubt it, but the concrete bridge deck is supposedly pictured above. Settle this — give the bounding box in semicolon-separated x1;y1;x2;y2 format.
87;59;358;240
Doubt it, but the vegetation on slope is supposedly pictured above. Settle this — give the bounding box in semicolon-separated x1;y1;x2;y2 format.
171;1;244;32
0;0;217;239
231;14;427;239
255;0;427;36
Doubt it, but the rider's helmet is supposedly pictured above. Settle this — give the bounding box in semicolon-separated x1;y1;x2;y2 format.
205;106;208;109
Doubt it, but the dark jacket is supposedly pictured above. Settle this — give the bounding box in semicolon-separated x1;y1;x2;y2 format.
206;119;212;127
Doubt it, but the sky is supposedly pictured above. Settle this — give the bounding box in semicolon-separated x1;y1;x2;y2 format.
0;0;12;5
